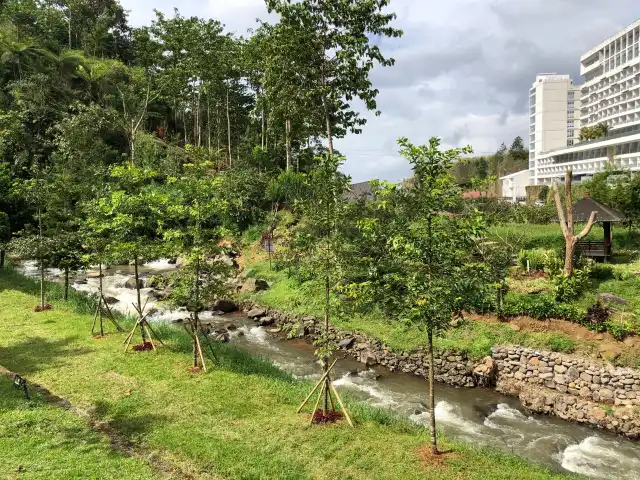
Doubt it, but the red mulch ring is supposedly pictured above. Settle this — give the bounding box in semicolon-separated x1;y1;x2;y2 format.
34;304;53;312
312;409;343;424
188;366;202;374
132;342;154;351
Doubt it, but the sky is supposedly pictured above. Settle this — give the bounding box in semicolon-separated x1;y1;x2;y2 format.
120;0;640;182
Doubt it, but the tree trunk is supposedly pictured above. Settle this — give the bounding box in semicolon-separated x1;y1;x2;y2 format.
226;87;232;167
324;274;330;413
553;170;598;277
134;257;146;343
261;107;266;150
428;329;438;454
193;256;201;368
207;94;211;154
285;118;292;171
64;266;69;301
99;263;104;337
0;249;5;269
324;108;334;156
40;259;45;309
565;238;576;277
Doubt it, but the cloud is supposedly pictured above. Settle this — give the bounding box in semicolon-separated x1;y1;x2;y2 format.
120;0;640;182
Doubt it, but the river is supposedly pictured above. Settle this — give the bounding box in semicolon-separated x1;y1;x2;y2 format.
16;260;640;479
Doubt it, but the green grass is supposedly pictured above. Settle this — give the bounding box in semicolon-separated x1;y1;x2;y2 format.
0;376;158;479
0;268;576;480
490;223;640;250
241;256;578;358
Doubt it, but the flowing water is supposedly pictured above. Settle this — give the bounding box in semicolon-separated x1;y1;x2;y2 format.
17;261;640;479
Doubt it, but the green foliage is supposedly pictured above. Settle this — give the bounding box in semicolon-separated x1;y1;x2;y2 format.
518;248;559;272
578;122;610;142
502;293;585;322
606;317;637;341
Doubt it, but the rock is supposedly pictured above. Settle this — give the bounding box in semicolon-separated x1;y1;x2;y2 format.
124;277;144;290
580;372;593;383
554;365;567;374
216;254;236;268
566;366;579;382
449;316;464;328
237;331;245;337
258;316;275;327
473;357;496;377
360;351;378;367
599;345;622;362
268;328;281;333
339;337;356;350
554;374;566;385
226;324;238;331
74;278;88;285
528;357;540;367
599;388;614;400
247;308;266;319
168;258;177;265
241;278;270;294
149;288;173;301
211;299;238;313
87;272;103;279
596;293;629;306
103;295;119;305
591;407;607;421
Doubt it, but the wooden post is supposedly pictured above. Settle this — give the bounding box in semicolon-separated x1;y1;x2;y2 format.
603;221;612;259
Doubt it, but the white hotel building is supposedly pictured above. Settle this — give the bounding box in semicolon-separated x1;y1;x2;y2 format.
528;19;640;186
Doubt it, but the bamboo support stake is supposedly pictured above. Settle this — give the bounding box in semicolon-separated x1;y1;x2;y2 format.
330;382;354;428
297;359;338;413
310;381;326;426
195;334;207;372
144;324;156;351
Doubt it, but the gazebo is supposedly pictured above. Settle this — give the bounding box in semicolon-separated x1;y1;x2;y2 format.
572;193;626;261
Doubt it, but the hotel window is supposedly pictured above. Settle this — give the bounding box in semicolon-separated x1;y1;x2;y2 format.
568;91;574;99
568;110;574;117
567;140;574;147
568;101;574;108
568;129;574;137
568;120;574;127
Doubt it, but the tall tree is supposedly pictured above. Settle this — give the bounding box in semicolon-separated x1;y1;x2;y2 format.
266;0;403;154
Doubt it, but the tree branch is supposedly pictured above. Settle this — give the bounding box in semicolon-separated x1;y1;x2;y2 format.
553;181;569;237
575;211;598;241
565;170;574;234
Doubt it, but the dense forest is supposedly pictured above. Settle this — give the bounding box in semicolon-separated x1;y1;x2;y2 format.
0;0;403;259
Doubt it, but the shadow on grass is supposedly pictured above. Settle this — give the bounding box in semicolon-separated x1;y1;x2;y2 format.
91;399;168;442
0;336;92;376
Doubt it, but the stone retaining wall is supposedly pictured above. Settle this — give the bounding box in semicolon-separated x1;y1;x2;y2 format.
493;346;640;407
240;301;640;439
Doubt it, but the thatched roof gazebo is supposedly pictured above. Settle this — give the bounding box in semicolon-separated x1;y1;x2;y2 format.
572;193;626;261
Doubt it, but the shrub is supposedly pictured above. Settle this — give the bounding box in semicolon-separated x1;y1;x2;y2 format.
518;248;558;272
549;263;593;302
583;302;611;333
606;319;634;341
503;293;584;322
590;263;614;280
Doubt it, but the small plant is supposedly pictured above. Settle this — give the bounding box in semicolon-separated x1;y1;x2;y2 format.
550;263;592;302
602;406;614;417
34;303;53;312
590;264;614;280
583;302;611;333
518;248;558;272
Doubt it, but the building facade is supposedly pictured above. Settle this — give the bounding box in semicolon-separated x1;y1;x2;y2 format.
500;169;530;203
532;18;640;185
529;74;582;185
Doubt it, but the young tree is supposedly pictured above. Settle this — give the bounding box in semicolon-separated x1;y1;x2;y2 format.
84;165;169;348
353;137;484;453
553;169;597;277
164;145;232;370
291;154;354;425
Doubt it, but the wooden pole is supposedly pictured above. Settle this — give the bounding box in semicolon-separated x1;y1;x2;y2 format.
310;381;326;426
329;381;354;428
297;359;338;413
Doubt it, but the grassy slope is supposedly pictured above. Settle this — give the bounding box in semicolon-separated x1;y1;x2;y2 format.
0;269;577;480
240;250;578;358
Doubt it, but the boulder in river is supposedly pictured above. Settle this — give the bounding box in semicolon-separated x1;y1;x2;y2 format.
124;277;144;290
211;299;238;313
258;316;275;327
247;308;266;319
359;351;378;367
74;278;88;285
104;295;119;305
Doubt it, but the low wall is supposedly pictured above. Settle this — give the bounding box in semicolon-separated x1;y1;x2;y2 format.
240;302;640;439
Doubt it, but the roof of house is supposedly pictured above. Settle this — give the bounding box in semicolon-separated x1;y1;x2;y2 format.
499;169;530;180
346;181;377;201
572;196;626;222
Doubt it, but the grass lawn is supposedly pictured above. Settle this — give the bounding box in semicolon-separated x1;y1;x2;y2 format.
0;375;158;479
0;268;577;479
